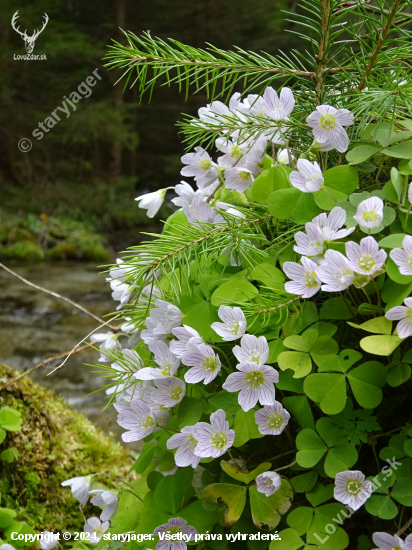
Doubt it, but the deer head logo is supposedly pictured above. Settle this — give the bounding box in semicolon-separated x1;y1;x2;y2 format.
11;11;49;53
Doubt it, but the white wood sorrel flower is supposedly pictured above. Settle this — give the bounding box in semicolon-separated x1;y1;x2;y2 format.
385;297;412;339
133;341;180;380
211;305;247;341
371;532;409;550
307;105;354;152
312;206;356;241
345;236;387;276
390;235;412;276
166;425;200;469
193;409;235;458
289;159;324;193
89;490;119;522
61;475;92;506
170;325;203;358
114;399;157;442
334;470;372;511
222;361;278;411
254;402;290;435
135;189;166;218
153;518;199;550
182;343;221;384
256;471;282;497
317;250;354;292
284;257;321;298
232;334;269;366
151;377;186;408
353;196;384;229
84;518;109;544
262;86;295;121
180;146;217;188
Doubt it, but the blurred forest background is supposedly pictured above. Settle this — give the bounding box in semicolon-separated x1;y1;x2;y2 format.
0;0;299;259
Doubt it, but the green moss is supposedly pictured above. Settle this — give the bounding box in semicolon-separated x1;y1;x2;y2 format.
0;241;44;261
0;365;134;532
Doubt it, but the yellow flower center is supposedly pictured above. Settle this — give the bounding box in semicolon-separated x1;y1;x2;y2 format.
211;432;228;449
246;370;265;388
162;363;172;376
167;526;183;536
319;113;337;130
358;254;375;272
229;321;241;335
94;526;104;538
200;159;211;171
346;479;362;496
362;210;378;223
238;170;252;181
268;413;283;429
171;386;184;401
407;308;412;320
143;415;156;429
202;357;218;371
304;271;319;288
250;350;260;362
230;145;243;158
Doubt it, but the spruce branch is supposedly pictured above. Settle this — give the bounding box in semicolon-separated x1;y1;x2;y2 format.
358;0;403;91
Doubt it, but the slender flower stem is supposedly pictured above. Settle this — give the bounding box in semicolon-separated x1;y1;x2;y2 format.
274;459;297;472
340;291;356;318
362;288;377;317
396;515;412;536
119;488;143;502
404;205;411;233
228;449;245;471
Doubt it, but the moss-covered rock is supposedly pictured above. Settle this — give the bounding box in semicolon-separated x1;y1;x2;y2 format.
0;365;133;532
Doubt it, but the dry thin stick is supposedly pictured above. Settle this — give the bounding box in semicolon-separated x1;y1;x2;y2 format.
257;296;301;314
396;516;412;537
274;460;297;472
0;342;97;391
0;261;119;332
47;313;121;376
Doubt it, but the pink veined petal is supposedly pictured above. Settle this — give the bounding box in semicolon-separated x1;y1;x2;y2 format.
385;306;408;321
396;317;412;339
312;126;330;144
376;249;387;266
404;297;412;308
345;240;360;263
306;177;324;192
257;382;276;406
302;285;321;298
327;206;346;230
285;281;307;295
306;110;322;126
331;127;350;153
222;372;248;392
167;433;190;450
210;409;228;432
283;261;305;280
296;158;317;178
184;366;206;384
360;236;379;256
289;172;309;191
263;86;277;109
238;386;259;411
260;365;279;382
280;87;295;116
300;256;319;272
335;108;354;126
403;235;412;255
317;104;337;117
372;532;402;550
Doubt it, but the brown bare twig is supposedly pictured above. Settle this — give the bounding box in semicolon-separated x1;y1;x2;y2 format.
0;342;97;391
0;262;119;332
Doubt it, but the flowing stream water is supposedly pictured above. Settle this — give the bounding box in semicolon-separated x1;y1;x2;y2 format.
0;262;122;438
